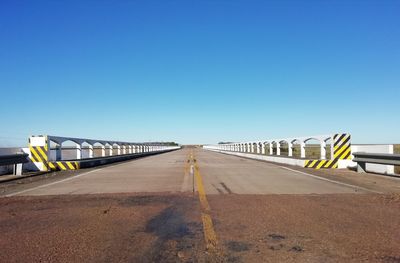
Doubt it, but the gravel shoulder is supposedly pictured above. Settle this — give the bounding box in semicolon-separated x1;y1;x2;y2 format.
208;193;400;263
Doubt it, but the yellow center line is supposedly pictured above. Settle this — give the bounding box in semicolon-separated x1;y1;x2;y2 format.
190;150;219;253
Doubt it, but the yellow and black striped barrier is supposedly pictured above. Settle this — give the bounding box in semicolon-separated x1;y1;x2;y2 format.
48;161;80;171
304;159;338;169
29;144;50;171
304;133;351;169
333;133;352;160
29;136;80;171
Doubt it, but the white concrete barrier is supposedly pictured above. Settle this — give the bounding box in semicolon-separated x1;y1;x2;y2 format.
204;133;352;169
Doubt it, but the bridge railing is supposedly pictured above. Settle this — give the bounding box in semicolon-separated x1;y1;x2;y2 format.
28;135;180;171
203;133;351;169
353;152;400;173
0;153;29;175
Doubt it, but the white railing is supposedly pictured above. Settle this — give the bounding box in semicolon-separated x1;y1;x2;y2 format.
203;134;343;160
28;135;180;171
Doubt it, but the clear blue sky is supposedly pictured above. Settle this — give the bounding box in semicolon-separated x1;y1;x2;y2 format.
0;0;399;146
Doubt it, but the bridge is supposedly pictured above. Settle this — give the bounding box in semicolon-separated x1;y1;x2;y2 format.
0;133;399;262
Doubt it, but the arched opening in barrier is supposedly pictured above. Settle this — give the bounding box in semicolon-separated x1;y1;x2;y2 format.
61;140;81;160
324;137;333;159
137;144;142;153
48;139;61;161
127;144;133;154
258;142;263;154
121;144;127;155
291;139;302;158
112;143;121;155
305;138;321;159
279;140;289;156
81;141;93;159
271;141;277;155
252;142;258;154
263;142;270;155
133;144;139;153
104;143;112;156
93;142;105;157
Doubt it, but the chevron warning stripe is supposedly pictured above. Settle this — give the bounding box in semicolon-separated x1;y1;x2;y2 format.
304;133;351;169
48;161;79;171
333;133;352;160
29;145;49;171
304;159;338;169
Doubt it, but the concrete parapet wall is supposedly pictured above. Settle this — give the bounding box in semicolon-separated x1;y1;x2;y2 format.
77;150;177;169
206;145;396;175
207;149;305;167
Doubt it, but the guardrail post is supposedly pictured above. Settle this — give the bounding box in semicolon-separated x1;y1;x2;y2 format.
269;144;273;155
357;161;366;173
13;163;23;176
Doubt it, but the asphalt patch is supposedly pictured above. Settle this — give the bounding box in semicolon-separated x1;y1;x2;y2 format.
225;241;252;252
119;195;169;207
289;245;303;252
146;206;192;240
267;233;286;241
143;205;202;262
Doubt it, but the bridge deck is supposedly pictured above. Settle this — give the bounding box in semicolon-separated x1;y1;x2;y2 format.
1;148;399;262
9;148;358;196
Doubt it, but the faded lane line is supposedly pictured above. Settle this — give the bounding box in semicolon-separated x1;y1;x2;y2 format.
278;166;382;194
192;150;218;253
180;150;192;192
5;168;106;197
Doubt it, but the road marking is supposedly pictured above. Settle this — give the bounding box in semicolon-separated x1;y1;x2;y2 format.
278;166;382;194
5;167;106;197
180;150;192;192
191;150;218;253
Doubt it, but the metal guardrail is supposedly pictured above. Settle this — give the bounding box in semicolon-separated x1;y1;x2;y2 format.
0;153;29;175
353;152;400;173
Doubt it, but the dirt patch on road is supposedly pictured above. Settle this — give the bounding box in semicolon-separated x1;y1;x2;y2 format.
209;193;400;263
0;193;208;263
1;192;400;262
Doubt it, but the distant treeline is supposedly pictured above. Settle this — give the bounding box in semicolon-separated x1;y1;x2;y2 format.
147;142;179;146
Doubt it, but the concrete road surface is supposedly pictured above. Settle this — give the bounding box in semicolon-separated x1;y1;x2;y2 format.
8;148;360;196
2;148;399;262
